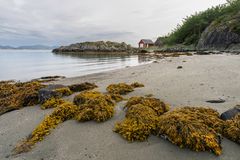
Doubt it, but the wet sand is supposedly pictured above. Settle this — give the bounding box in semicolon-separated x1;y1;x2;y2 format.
0;54;240;160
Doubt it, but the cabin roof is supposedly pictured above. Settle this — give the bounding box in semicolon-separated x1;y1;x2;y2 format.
139;39;154;44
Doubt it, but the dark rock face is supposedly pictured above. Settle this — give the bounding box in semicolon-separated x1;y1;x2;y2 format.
197;23;240;51
52;41;135;53
220;105;240;120
38;84;65;103
155;37;163;47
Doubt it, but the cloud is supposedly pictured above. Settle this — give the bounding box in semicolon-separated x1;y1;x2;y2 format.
0;0;227;46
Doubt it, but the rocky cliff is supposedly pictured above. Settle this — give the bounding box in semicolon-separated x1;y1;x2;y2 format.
156;0;240;51
197;11;240;51
52;41;135;54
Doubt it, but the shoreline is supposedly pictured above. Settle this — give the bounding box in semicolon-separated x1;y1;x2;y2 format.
1;54;240;160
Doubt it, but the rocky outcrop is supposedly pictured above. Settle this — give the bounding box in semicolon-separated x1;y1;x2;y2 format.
155;37;163;46
197;12;240;51
38;84;66;103
52;41;136;54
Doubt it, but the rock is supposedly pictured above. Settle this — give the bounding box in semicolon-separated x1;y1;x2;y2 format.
197;13;240;51
38;84;65;104
195;51;211;55
220;105;240;120
155;37;163;47
177;66;183;69
68;82;98;92
52;41;136;54
32;76;65;82
138;49;149;54
206;99;225;104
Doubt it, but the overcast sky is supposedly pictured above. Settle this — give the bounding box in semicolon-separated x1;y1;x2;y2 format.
0;0;227;47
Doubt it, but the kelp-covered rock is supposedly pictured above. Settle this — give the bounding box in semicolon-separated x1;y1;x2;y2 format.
68;82;98;92
106;82;144;96
115;104;159;141
74;91;115;122
32;76;66;83
106;82;144;102
41;98;66;110
157;107;224;155
130;82;145;88
223;114;240;144
107;83;134;95
13;100;78;154
0;81;44;115
38;84;65;103
125;97;170;116
109;94;124;102
54;87;73;96
114;96;169;141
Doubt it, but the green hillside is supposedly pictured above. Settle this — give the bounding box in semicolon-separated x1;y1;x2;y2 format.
156;0;240;48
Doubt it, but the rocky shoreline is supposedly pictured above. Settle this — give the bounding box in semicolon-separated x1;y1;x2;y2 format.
52;41;137;54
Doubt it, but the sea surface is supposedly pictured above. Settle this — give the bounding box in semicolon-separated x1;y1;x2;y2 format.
0;49;152;81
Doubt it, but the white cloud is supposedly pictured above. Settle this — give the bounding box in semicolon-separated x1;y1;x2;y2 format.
0;0;227;46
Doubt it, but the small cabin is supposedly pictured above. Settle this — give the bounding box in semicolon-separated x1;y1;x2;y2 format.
138;39;154;48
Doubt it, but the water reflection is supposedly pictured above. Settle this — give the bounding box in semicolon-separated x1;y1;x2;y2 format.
0;50;152;81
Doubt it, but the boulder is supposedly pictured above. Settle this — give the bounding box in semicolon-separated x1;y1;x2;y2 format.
220;105;240;120
38;84;65;104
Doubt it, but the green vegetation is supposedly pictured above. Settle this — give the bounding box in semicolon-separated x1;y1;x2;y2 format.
157;0;240;46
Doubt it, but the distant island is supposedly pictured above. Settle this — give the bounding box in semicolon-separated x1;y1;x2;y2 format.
0;45;57;50
52;41;136;54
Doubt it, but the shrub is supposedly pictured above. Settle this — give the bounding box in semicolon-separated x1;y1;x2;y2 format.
158;0;240;46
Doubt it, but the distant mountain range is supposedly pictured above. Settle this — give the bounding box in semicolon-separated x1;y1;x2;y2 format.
0;45;58;50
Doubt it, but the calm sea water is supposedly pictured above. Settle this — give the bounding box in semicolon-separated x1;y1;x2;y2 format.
0;49;152;81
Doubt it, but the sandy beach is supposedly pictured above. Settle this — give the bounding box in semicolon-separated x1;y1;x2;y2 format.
0;54;240;160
